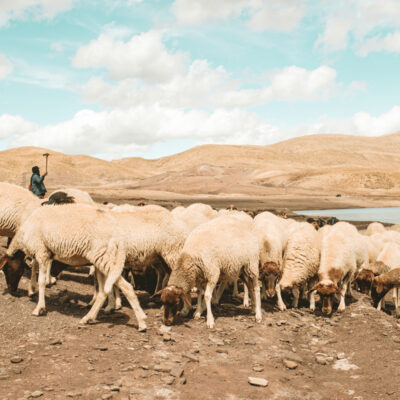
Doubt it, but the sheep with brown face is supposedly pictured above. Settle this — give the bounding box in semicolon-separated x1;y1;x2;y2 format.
154;285;192;326
355;268;377;294
0;250;27;294
253;212;288;301
371;267;400;316
276;222;321;311
310;222;368;315
156;215;261;328
226;204;237;211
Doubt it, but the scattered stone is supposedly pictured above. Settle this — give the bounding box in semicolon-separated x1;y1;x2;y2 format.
253;365;264;372
0;375;10;380
163;333;173;342
30;391;43;398
280;351;303;364
182;353;199;362
337;352;345;359
178;377;187;385
248;377;268;387
101;394;113;400
170;367;184;378
393;337;400;344
67;391;82;397
283;360;298;369
111;386;120;392
162;376;175;385
153;364;172;373
10;356;23;364
50;340;62;346
315;356;327;365
159;325;171;334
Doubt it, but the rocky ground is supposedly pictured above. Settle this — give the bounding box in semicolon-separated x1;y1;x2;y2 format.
1;266;400;400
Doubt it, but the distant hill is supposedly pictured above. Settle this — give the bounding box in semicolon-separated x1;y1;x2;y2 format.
1;132;400;195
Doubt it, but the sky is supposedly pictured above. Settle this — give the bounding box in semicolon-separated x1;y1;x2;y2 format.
1;0;400;160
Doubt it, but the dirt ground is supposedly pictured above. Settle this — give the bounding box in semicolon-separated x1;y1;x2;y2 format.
1;199;400;400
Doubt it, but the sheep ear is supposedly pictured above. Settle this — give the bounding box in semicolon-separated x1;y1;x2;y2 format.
150;289;164;299
180;292;192;308
0;255;9;271
308;283;319;293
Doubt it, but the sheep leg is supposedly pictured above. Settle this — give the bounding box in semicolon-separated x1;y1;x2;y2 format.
204;281;217;329
154;268;163;294
232;279;240;298
243;282;250;307
161;271;170;289
114;276;147;331
88;272;98;306
28;260;38;297
261;281;267;301
32;257;51;316
244;275;262;323
276;284;287;311
212;282;227;305
104;286;121;314
377;299;383;311
292;286;300;308
309;290;316;311
80;270;107;324
88;265;95;277
194;289;205;319
337;282;348;312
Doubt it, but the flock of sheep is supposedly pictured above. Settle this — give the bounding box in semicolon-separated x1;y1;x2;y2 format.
1;181;400;332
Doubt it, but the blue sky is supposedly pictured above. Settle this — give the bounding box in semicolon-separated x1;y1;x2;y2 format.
1;0;400;160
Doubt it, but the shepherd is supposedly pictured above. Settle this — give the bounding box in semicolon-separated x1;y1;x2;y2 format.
30;153;50;198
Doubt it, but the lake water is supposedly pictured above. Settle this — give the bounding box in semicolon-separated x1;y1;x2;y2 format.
295;207;400;224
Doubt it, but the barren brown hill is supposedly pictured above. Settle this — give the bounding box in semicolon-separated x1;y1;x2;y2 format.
1;132;400;195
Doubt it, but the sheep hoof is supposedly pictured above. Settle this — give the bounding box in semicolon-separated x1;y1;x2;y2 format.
138;322;147;332
278;304;287;312
28;290;36;298
243;300;250;308
103;308;114;315
309;306;315;312
79;316;97;325
207;321;215;329
255;315;262;323
32;307;46;316
194;312;201;320
337;306;345;313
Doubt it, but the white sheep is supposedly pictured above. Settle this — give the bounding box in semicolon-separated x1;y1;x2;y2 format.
364;222;385;236
310;222;368;315
275;222;321;311
253;211;288;301
157;215;262;328
47;188;94;204
5;204;187;330
171;203;217;233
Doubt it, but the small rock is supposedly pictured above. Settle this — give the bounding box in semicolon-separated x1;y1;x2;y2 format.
182;353;199;362
110;386;120;392
50;340;62;346
178;377;187;385
162;376;175;385
283;360;298;369
101;394;113;400
337;352;345;359
30;391;43;398
393;337;400;344
170;368;184;378
10;356;23;364
315;356;327;365
162;333;173;342
248;377;268;387
253;365;264;372
159;325;171;334
154;364;172;373
0;375;10;380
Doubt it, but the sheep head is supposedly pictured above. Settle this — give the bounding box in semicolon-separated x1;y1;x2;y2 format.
259;261;281;298
153;285;192;325
309;279;340;315
370;278;390;309
355;269;375;294
0;251;27;295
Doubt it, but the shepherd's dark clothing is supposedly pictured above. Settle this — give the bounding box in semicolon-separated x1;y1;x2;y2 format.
31;173;47;197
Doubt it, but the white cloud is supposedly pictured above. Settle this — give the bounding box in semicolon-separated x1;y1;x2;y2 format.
5;106;279;158
50;42;64;52
358;31;400;56
247;0;305;32
5;105;400;159
0;0;74;26
316;0;400;53
72;30;188;83
0;114;38;139
82;64;348;110
172;0;305;31
0;54;12;79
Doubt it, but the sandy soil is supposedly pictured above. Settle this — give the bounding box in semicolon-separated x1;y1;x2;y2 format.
1;261;400;400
